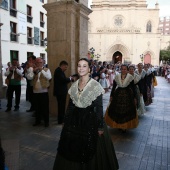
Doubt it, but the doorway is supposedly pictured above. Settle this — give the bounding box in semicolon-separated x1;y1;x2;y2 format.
113;51;122;64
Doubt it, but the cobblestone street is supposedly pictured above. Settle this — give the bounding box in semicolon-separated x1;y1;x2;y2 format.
0;76;170;170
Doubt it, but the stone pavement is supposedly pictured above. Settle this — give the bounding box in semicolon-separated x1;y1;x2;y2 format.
0;76;170;170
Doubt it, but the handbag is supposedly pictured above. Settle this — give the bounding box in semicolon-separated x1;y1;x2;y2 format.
153;77;157;86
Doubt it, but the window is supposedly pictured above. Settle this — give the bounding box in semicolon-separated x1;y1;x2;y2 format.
146;21;152;32
1;0;8;10
10;50;18;61
40;0;44;3
27;52;34;59
27;27;33;44
27;5;33;23
40;53;45;59
10;22;18;42
10;0;17;17
40;12;45;28
40;31;44;46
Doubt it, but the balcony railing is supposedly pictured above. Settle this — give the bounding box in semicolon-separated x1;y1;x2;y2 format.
40;21;45;28
10;33;18;42
10;8;17;17
40;40;44;46
27;15;33;23
27;37;33;44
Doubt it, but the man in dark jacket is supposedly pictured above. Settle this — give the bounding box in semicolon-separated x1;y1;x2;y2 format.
53;61;72;124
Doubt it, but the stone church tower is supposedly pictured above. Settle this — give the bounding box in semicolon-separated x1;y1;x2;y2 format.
88;0;161;65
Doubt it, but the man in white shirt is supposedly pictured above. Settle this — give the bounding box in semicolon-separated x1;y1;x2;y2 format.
4;59;23;112
27;57;52;127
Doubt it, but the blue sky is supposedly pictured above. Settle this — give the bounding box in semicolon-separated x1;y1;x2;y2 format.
88;0;170;17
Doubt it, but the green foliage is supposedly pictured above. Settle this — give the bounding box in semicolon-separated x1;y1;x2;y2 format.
160;49;170;61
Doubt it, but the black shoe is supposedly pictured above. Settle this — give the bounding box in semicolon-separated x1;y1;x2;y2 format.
13;108;19;111
26;109;34;112
5;108;11;112
32;122;41;126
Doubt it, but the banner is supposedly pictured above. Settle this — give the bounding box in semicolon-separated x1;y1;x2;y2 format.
18;12;27;34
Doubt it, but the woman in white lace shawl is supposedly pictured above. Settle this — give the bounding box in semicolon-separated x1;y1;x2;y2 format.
53;58;119;170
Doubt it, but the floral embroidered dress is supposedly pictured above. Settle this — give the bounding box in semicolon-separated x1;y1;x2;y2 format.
53;78;119;170
105;73;138;129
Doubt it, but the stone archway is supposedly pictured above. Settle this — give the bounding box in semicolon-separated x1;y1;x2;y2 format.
113;51;122;64
105;44;130;63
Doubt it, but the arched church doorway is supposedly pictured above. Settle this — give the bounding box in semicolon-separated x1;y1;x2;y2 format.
113;51;122;64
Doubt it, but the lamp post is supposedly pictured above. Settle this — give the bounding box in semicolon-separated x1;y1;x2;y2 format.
95;53;101;61
89;47;95;59
0;23;3;99
140;54;144;64
44;37;47;46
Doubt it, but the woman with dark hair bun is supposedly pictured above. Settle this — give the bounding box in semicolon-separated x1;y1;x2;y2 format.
105;64;138;132
53;58;119;170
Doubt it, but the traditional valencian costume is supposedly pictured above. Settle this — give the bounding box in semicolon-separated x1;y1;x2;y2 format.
144;69;153;106
105;73;138;129
53;78;119;170
131;73;141;111
134;69;146;115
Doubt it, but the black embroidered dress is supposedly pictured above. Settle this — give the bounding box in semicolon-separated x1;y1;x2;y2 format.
105;73;138;129
53;79;119;170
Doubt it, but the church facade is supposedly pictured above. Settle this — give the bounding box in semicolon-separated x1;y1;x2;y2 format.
88;0;161;65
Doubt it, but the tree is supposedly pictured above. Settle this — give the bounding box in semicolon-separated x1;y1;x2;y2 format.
160;48;170;62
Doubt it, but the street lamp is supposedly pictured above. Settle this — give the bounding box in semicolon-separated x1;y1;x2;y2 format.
44;37;47;46
95;53;101;61
140;54;144;64
89;47;95;59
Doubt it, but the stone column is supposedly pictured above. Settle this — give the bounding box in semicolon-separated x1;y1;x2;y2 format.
44;0;91;115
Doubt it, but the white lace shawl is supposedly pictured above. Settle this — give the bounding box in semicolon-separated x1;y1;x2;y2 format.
68;78;105;108
115;73;134;88
132;73;141;84
135;69;146;79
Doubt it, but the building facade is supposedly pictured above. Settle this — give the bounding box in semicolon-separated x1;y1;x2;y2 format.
88;0;161;65
0;0;47;66
159;16;170;35
159;16;170;50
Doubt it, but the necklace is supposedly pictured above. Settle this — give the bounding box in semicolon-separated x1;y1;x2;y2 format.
121;74;127;80
78;78;91;95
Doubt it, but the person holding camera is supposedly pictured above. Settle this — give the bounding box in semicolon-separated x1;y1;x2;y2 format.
4;59;23;112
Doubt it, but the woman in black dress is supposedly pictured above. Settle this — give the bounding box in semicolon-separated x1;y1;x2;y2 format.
53;58;119;170
105;64;138;131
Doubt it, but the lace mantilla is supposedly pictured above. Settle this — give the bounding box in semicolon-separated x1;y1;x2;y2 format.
135;69;146;79
115;73;134;88
133;73;141;84
68;79;105;108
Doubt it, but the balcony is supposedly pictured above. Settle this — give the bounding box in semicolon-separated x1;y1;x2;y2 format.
10;8;17;17
40;40;44;46
27;37;33;44
10;33;18;42
40;21;45;28
27;15;33;23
